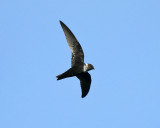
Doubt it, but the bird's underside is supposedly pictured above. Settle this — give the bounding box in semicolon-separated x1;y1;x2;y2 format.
56;21;93;98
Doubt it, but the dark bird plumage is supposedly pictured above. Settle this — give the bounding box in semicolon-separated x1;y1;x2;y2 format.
56;21;94;98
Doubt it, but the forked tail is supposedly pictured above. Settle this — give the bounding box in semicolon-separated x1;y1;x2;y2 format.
56;74;67;80
56;67;76;80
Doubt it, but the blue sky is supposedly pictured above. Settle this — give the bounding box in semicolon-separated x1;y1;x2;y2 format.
0;0;160;128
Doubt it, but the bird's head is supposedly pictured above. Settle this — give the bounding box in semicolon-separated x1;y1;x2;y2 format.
84;63;94;72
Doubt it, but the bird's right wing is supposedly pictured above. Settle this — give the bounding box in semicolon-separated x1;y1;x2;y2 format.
60;21;84;67
76;72;91;98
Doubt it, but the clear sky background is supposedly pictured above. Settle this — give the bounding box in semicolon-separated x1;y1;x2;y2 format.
0;0;160;128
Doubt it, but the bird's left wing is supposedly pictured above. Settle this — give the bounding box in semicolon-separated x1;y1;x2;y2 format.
76;72;91;98
59;21;84;67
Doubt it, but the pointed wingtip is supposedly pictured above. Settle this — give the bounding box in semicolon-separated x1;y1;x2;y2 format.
59;20;64;25
81;94;86;98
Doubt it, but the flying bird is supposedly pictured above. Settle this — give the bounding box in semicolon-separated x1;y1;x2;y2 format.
56;21;94;98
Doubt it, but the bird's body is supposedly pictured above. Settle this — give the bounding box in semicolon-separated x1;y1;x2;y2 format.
56;21;94;98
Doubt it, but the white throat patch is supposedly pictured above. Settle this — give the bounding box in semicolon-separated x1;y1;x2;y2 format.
83;63;88;72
